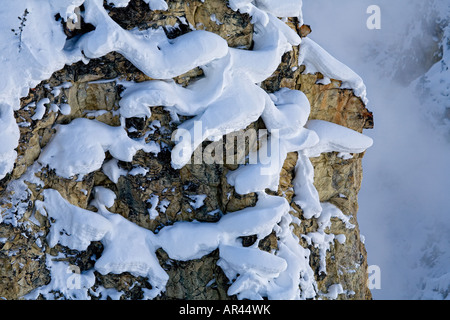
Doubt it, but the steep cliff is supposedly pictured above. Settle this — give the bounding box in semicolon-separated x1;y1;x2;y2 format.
0;0;373;300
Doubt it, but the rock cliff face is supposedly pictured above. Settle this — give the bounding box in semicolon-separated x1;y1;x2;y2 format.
0;0;373;300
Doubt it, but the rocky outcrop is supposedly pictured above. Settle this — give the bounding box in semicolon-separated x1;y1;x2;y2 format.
0;0;373;300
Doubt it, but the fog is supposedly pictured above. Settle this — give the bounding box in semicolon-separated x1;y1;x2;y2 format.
303;0;450;299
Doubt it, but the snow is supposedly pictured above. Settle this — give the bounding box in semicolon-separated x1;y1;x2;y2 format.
0;0;84;179
226;88;317;195
304;120;373;158
38;118;159;179
322;284;344;300
335;234;346;245
50;82;72;97
156;221;222;261
1;163;44;227
229;0;303;26
254;0;303;20
0;106;20;180
34;187;305;299
144;0;168;11
227;91;372;199
118;10;301;170
129;166;149;176
302;202;355;275
91;190;169;290
59;103;72;115
298;37;368;105
414;23;450;138
102;159;127;183
36;189;112;251
187;194;207;209
147;194;160;219
72;0;227;80
292;151;322;219
31;98;50;121
157;199;170;213
210;14;223;26
266;212;316;300
1;0;378;300
24;253;96;300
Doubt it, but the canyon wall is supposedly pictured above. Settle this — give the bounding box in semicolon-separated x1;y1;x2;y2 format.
0;0;373;300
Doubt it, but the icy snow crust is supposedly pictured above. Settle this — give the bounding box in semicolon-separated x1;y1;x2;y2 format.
0;0;372;300
38;118;159;179
0;1;81;179
298;37;368;105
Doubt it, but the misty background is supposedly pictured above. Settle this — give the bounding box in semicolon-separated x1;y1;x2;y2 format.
303;0;450;299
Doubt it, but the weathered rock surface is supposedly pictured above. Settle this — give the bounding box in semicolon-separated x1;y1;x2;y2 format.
0;0;373;300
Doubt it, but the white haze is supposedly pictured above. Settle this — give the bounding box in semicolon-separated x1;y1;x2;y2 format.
303;0;450;299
